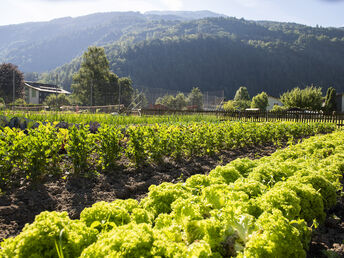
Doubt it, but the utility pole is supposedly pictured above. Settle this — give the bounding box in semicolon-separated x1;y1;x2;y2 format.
90;80;93;107
12;70;15;103
55;74;58;109
118;83;121;113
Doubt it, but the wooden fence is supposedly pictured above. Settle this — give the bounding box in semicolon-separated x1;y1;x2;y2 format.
141;109;344;126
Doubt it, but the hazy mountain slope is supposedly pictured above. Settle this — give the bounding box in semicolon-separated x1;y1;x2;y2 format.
0;11;224;72
46;17;344;97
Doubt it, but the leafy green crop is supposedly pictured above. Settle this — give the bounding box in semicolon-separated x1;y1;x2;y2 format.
0;125;343;258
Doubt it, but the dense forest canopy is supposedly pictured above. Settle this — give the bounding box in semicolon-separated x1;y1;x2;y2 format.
1;11;343;98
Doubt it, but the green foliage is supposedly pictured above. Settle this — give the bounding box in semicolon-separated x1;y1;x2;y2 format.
2;130;344;257
275;181;326;223
65;125;95;175
223;99;251;111
324;87;337;113
234;86;250;101
242;209;309;257
187;87;203;109
43;94;71;108
0;63;24;103
156;89;203;110
271;104;286;112
96;124;123;169
234;100;251;111
251;91;268;111
12;98;26;105
71;46;121;106
223;100;235;111
118;77;134;107
140;182;191;216
156;92;188;110
0;124;64;186
80;201;131;232
0;211;97;258
80;223;154;257
280;86;323;111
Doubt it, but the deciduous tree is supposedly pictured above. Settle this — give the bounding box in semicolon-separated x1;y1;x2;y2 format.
324;87;337;113
0;63;24;103
72;46;121;106
251;91;268;111
280;86;322;111
187;87;203;109
234;86;250;101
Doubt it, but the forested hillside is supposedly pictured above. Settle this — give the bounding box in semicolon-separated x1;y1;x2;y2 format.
0;11;223;72
43;16;344;97
1;11;344;97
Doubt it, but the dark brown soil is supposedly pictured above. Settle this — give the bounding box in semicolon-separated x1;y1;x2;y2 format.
0;143;343;258
307;185;344;258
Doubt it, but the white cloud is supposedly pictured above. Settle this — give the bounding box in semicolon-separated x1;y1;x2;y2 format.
233;0;259;8
162;0;183;9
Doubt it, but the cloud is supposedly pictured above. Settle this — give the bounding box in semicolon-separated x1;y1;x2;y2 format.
162;0;183;9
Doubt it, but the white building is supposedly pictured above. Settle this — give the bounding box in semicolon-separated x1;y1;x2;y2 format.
267;95;283;111
336;93;344;112
24;82;71;104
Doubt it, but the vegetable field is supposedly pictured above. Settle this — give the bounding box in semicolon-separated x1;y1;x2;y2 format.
0;116;343;257
0;121;335;189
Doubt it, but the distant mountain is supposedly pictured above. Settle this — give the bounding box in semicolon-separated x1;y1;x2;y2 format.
42;16;344;97
1;11;344;98
144;10;226;20
0;11;223;73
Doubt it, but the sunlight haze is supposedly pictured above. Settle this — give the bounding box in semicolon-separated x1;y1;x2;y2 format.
0;0;343;27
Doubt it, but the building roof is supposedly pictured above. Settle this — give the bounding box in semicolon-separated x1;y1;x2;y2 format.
25;82;71;94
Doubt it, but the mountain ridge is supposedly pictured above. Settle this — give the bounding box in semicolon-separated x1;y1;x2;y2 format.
0;11;343;97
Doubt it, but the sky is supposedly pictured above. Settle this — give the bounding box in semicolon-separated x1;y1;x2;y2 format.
0;0;343;27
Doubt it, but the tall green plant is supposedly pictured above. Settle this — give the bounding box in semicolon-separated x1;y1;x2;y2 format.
65;125;95;175
324;87;337;113
97;125;123;169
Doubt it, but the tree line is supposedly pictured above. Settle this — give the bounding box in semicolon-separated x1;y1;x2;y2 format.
223;85;337;113
40;17;344;98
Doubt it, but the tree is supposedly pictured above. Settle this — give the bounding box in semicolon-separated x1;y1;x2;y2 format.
43;94;71;108
223;100;235;111
0;97;5;108
118;77;134;107
251;92;268;111
234;100;251;111
187;87;203;109
0;63;24;103
324;87;337;113
280;86;323;111
72;46;120;106
156;94;175;108
234;86;250;101
175;92;187;110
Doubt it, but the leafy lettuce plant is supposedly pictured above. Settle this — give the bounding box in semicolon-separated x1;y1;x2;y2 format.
0;211;97;258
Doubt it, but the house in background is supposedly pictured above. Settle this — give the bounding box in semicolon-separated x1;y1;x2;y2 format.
336;93;344;113
24;82;71;104
267;95;283;111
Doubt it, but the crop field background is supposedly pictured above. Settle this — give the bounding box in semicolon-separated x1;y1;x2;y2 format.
0;113;343;257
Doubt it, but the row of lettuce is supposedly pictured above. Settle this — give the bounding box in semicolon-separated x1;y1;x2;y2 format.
0;121;335;188
1;130;343;257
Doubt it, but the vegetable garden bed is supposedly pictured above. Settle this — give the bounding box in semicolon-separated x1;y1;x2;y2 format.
0;121;343;257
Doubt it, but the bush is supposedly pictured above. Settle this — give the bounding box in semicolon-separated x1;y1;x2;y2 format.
44;94;71;108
